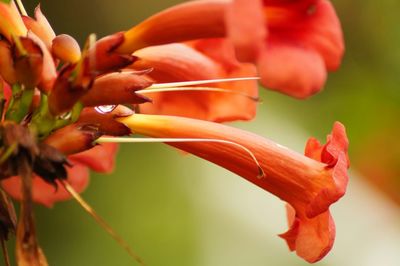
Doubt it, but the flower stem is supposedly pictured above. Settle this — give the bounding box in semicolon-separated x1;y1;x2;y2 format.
0;236;11;266
61;180;146;266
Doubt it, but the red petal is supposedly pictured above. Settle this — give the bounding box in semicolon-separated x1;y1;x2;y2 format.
135;43;258;122
305;122;349;218
225;0;267;62
225;0;344;98
258;44;326;98
69;143;118;173
22;5;56;50
280;205;335;263
1;161;89;207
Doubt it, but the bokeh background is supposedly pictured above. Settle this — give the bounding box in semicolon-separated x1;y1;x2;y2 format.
5;0;400;265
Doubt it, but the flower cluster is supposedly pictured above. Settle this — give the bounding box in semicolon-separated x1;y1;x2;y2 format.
0;0;348;265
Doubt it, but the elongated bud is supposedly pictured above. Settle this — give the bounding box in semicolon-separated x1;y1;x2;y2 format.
0;1;27;41
87;33;136;74
48;65;89;115
118;0;228;53
0;40;17;84
52;34;81;63
80;72;152;107
43;124;101;155
26;32;57;93
14;37;43;88
77;106;134;136
22;5;56;50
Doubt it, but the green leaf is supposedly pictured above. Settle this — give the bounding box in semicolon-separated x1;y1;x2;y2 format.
0;0;12;4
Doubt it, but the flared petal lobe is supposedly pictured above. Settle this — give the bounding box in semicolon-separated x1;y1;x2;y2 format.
118;114;349;262
69;143;119;174
132;41;258;122
22;5;56;49
225;0;344;98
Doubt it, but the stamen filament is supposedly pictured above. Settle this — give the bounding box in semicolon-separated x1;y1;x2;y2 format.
0;237;11;266
148;77;260;89
97;137;265;178
15;0;28;16
60;180;146;266
136;86;259;101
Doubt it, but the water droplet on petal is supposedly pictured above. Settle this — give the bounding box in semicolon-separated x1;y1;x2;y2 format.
94;105;117;114
60;112;72;120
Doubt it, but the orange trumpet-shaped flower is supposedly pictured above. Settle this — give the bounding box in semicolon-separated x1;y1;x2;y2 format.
118;0;228;54
226;0;344;98
118;114;349;262
132;41;258;122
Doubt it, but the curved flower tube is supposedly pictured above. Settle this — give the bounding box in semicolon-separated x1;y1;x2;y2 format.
118;0;229;53
225;0;344;98
117;114;349;262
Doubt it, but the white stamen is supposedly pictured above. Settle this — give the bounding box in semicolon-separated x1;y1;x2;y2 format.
15;0;28;16
148;77;260;89
136;87;259;101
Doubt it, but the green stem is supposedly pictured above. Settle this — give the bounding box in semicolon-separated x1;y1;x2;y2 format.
5;84;34;123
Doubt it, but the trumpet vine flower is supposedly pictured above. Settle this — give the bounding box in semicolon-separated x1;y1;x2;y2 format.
116;114;349;263
0;0;348;264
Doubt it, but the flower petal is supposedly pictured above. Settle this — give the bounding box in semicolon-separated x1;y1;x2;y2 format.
133;42;258;122
225;0;267;62
257;44;326;98
225;0;344;98
280;204;335;263
69;143;118;173
22;5;56;50
1;161;89;207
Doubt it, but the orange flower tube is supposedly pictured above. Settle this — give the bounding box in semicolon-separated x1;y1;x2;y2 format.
118;114;349;262
118;0;229;54
132;42;258;122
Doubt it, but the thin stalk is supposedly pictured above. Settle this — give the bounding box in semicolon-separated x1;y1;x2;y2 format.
136;86;259;101
0;237;11;266
15;0;28;16
148;77;260;89
60;180;146;266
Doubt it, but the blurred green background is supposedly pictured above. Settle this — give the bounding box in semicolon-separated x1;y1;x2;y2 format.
6;0;400;265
